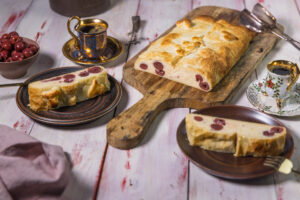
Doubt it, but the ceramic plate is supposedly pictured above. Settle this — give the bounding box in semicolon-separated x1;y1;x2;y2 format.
62;36;124;65
177;105;294;180
247;80;300;116
16;66;122;126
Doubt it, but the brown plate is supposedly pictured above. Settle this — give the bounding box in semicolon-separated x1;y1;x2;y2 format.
16;66;122;126
177;105;294;180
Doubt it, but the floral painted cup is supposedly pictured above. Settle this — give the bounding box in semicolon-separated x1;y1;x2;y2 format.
264;60;300;108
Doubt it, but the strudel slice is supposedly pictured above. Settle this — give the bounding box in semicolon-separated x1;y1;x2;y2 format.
134;16;254;91
186;114;286;157
28;66;110;111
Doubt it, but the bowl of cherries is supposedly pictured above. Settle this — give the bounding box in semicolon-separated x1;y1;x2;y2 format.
0;31;39;79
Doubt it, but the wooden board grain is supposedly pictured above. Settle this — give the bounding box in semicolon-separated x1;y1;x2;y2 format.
106;6;279;149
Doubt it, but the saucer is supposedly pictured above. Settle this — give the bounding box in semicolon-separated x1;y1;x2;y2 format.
62;36;124;65
247;80;300;116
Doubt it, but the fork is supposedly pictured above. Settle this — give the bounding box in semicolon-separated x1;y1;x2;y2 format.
264;156;300;175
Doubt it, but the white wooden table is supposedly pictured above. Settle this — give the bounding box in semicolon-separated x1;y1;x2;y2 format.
1;0;300;199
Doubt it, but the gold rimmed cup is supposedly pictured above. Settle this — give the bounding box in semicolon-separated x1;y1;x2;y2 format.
67;16;108;60
264;60;300;108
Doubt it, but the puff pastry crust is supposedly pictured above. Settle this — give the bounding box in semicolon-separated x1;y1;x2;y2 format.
28;66;110;111
134;16;255;91
186;114;286;157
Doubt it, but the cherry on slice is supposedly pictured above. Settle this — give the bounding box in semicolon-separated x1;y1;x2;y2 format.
195;74;203;82
214;118;226;126
211;124;223;131
199;81;210;91
194;116;203;121
270;127;284;134
153;61;164;70
263;130;274;137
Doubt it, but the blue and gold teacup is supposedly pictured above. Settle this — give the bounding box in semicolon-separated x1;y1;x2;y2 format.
67;16;108;60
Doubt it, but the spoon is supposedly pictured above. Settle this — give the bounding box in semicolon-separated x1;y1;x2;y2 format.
252;4;300;50
239;9;285;39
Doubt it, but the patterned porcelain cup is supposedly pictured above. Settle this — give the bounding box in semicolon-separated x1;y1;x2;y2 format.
264;60;300;108
67;16;108;60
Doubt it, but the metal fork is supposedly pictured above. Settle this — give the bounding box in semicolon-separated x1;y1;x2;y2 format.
264;156;300;175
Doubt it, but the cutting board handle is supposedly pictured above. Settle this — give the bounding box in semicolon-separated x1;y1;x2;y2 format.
107;89;171;149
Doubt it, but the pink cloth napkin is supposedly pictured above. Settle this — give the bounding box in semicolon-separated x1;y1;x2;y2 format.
0;125;71;200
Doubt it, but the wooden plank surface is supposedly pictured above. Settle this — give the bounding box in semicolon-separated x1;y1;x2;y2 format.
0;0;300;200
107;5;279;150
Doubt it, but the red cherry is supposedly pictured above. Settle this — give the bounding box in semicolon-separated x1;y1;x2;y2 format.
8;31;19;38
0;50;9;60
1;41;12;50
11;50;17;56
28;44;38;53
22;48;33;58
14;41;25;52
9;35;21;44
0;54;3;62
6;57;13;62
1;34;9;40
12;52;24;61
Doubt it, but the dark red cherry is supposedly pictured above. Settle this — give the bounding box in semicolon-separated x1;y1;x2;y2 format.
0;50;9;60
14;41;25;52
28;44;38;53
1;33;9;40
9;35;21;44
12;52;24;61
8;31;19;38
5;57;13;62
1;41;12;51
22;48;33;58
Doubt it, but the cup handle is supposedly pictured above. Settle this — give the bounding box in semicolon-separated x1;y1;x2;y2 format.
287;64;300;91
67;16;81;49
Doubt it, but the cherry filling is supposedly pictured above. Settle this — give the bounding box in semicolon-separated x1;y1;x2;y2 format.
270;127;283;134
263;130;275;137
214;118;226;126
63;74;76;79
88;66;102;73
64;78;74;83
153;61;164;70
79;71;89;77
199;82;209;90
194;116;203;121
42;76;61;82
155;69;165;76
140;63;148;70
195;74;203;82
211;124;223;130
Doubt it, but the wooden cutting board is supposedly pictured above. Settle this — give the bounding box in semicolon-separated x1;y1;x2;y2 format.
107;6;279;149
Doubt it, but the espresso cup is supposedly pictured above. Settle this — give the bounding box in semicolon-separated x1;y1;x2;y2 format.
67;16;108;60
264;60;300;108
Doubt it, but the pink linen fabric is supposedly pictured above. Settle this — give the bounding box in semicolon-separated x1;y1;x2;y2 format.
0;125;71;200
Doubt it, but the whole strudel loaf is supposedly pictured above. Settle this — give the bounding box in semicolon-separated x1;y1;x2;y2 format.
134;16;255;91
28;66;110;111
186;114;286;157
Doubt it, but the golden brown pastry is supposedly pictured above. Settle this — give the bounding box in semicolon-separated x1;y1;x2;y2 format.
28;66;110;111
186;113;286;157
134;16;254;91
